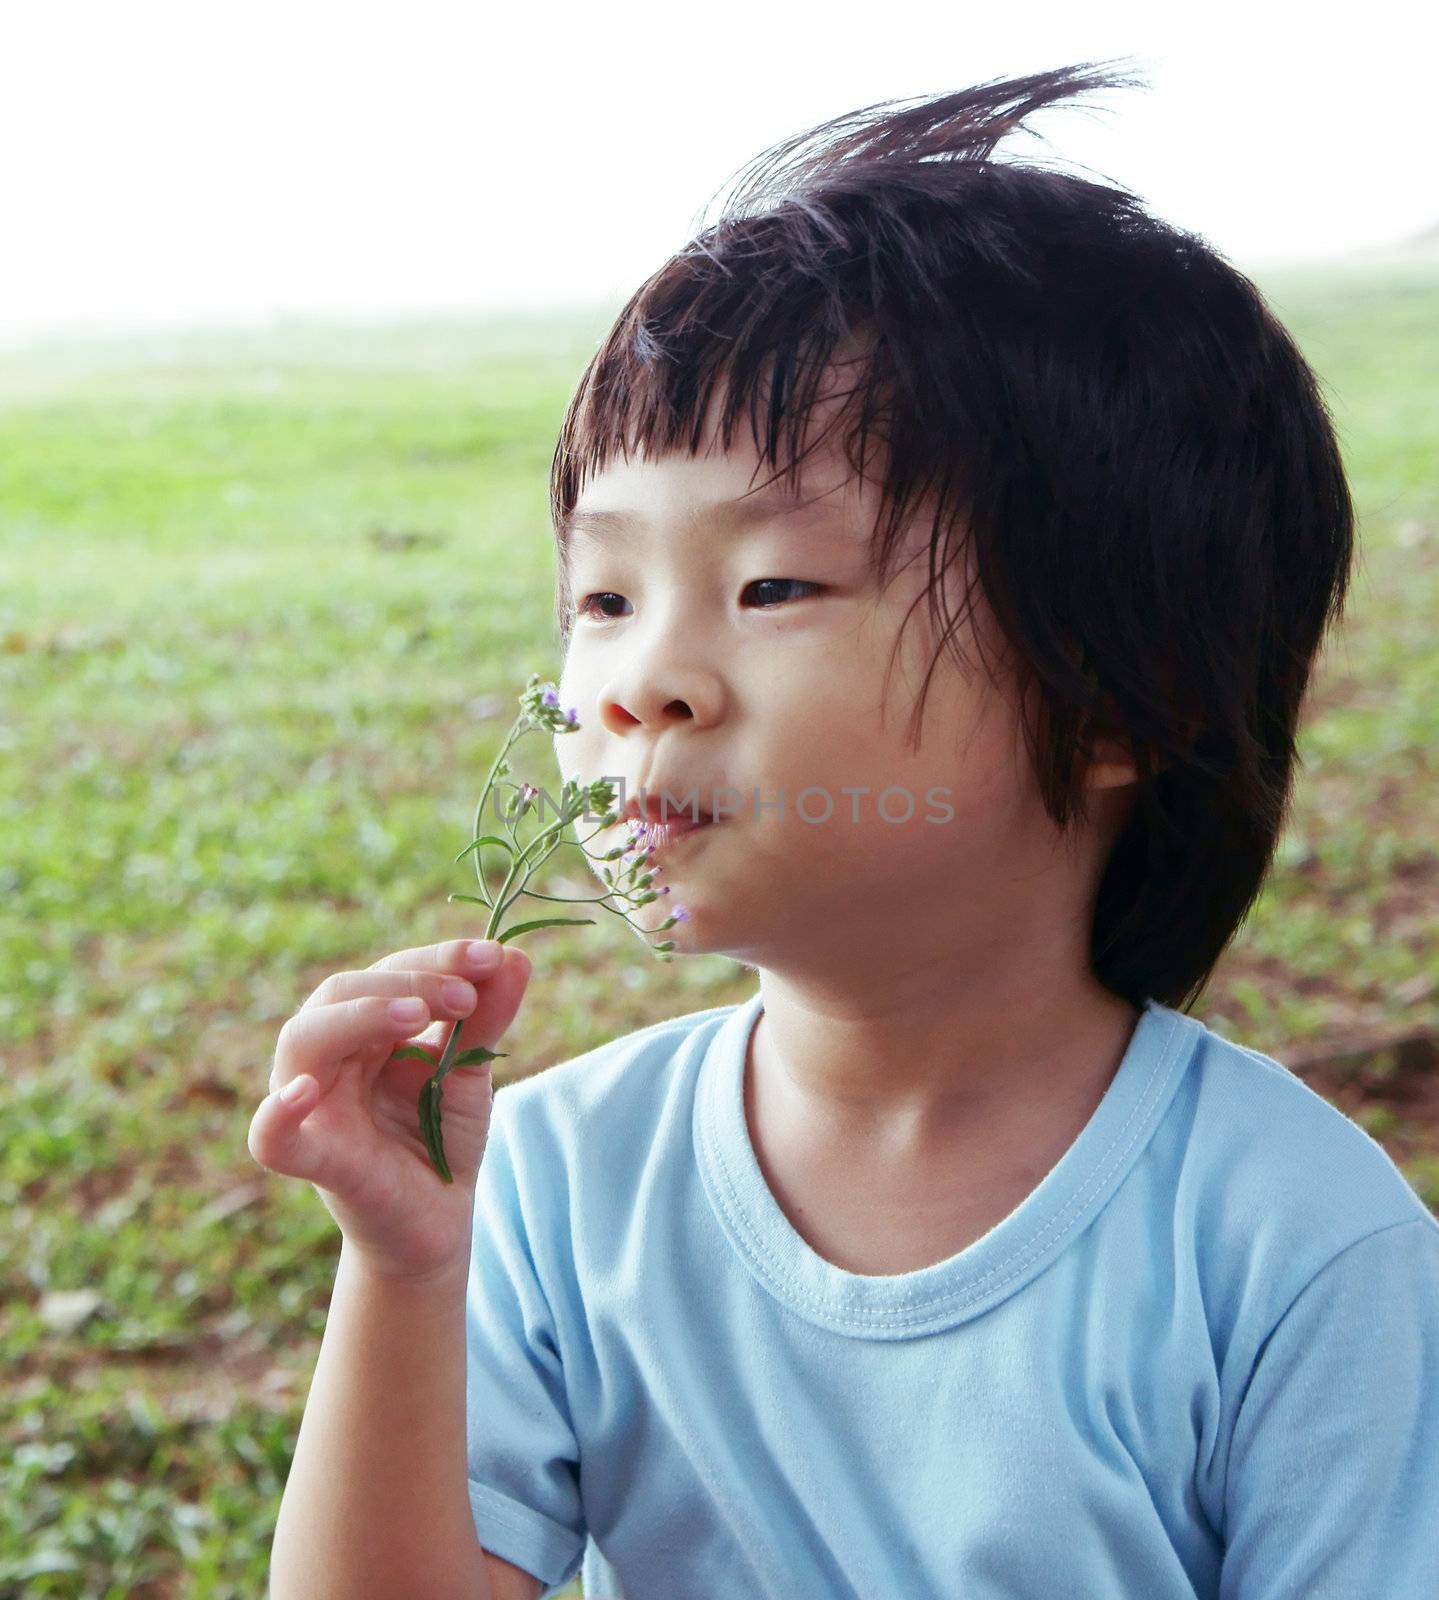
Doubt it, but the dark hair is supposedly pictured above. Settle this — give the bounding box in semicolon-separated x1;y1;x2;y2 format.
548;59;1355;1014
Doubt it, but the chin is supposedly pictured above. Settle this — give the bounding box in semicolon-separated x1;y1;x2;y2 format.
642;908;708;958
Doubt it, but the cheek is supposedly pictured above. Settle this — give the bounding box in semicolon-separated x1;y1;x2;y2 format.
554;663;592;747
555;657;580;719
554;734;601;797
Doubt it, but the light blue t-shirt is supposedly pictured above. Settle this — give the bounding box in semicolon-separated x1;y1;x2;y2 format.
464;992;1439;1598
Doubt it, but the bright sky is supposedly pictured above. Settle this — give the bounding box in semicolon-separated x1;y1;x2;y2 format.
1;0;1432;346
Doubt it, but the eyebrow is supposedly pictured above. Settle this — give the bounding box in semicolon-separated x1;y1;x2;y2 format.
557;483;844;548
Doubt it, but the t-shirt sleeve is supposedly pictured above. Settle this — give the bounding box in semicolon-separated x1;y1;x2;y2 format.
464;1090;587;1594
1219;1215;1439;1598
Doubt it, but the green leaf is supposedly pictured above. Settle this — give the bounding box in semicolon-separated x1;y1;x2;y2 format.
453;833;516;865
496;917;595;943
389;1045;439;1066
418;1076;454;1184
453;1046;508;1068
447;893;489;906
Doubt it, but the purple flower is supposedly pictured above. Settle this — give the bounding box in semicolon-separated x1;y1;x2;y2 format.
541;687;559;706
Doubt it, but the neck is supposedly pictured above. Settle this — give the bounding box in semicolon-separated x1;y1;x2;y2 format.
750;944;1140;1165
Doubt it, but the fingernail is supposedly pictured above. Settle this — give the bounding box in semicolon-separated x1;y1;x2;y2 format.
281;1075;313;1104
442;978;476;1012
466;940;503;970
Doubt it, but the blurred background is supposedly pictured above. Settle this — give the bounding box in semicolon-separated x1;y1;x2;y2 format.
2;2;1435;1593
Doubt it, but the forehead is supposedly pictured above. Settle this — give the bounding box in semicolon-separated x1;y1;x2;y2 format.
561;482;857;549
557;435;877;551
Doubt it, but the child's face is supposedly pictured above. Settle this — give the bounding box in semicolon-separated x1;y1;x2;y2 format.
554;388;1131;976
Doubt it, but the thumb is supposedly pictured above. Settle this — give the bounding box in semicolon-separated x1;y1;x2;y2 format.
447;944;532;1067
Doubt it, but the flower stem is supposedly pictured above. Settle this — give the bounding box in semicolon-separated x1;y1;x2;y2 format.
413;678;675;1182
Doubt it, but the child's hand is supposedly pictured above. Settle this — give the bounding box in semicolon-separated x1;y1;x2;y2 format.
247;938;532;1282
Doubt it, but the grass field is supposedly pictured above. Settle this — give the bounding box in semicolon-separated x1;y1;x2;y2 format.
2;263;1436;1596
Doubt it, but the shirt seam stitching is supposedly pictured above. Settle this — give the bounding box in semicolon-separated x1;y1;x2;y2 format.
702;1005;1189;1330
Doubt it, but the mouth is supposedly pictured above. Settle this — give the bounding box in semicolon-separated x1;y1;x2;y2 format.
621;787;717;828
633;812;717;851
623;807;720;853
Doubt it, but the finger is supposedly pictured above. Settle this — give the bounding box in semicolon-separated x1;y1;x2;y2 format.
398;945;533;1072
302;967;490;1027
248;1074;330;1183
271;991;443;1099
368;937;506;982
300;938;504;1013
272;947;532;1098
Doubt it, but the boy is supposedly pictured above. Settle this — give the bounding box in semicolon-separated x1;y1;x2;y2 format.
250;59;1439;1599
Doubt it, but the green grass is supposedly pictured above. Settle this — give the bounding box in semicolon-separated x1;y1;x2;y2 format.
2;267;1436;1596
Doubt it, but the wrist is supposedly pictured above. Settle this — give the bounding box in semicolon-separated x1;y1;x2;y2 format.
341;1237;473;1294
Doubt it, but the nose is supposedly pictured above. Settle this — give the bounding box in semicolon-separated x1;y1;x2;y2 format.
596;657;723;737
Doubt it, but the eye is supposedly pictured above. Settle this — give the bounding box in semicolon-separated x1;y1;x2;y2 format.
572;580;822;620
572;592;631;620
743;579;824;608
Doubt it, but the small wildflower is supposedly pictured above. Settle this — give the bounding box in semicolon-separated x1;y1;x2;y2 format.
585;777;618;815
409;675;688;1184
519;674;582;735
508;781;540;823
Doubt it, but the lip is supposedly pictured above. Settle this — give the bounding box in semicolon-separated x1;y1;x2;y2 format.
628;814;718;852
621;787;718;830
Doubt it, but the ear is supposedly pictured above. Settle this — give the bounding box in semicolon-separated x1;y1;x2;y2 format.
1075;691;1174;787
1083;731;1142;791
1070;655;1184;788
